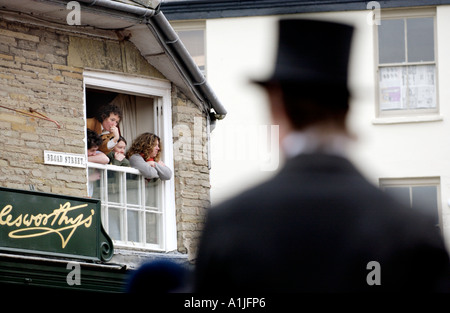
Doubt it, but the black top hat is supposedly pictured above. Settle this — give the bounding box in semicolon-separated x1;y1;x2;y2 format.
254;19;354;91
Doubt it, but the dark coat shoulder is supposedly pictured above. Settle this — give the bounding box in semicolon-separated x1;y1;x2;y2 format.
195;154;450;292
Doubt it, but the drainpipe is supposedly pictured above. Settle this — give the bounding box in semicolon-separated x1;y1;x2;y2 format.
147;10;227;120
75;0;227;120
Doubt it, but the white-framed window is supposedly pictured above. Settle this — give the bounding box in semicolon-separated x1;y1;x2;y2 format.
88;164;164;250
171;20;206;75
379;177;441;228
375;8;438;117
84;71;177;252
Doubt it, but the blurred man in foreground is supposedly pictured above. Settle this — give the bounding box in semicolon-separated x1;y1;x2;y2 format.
194;19;450;292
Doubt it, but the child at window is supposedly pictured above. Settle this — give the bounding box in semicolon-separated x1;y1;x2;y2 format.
87;129;109;164
107;136;130;167
87;129;108;198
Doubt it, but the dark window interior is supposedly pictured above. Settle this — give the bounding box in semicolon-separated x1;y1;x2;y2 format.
86;88;118;119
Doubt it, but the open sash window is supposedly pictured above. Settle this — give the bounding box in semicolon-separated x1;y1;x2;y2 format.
84;71;176;251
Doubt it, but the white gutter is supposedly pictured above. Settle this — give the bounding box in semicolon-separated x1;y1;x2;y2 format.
76;0;157;17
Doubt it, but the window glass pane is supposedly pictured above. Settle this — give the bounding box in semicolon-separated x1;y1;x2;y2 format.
107;170;121;203
379;65;436;111
177;29;205;72
88;167;102;199
379;19;405;64
126;173;140;205
412;186;438;225
407;18;434;62
127;210;140;242
406;65;436;109
146;213;159;245
379;66;406;110
145;179;160;209
108;207;121;241
384;187;410;207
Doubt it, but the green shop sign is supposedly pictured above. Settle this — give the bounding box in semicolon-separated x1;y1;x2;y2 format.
0;187;113;262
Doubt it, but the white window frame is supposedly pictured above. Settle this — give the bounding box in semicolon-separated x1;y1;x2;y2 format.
374;8;439;121
88;163;164;250
379;177;442;229
171;20;207;76
83;70;177;252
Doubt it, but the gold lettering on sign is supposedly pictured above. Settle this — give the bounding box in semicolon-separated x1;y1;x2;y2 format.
0;202;94;248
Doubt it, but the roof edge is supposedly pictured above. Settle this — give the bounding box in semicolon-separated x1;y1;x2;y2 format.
160;0;449;20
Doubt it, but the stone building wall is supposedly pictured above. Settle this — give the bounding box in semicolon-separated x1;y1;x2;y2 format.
172;87;210;260
0;19;86;196
0;18;210;259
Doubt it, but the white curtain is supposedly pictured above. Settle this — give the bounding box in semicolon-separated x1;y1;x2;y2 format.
110;94;137;147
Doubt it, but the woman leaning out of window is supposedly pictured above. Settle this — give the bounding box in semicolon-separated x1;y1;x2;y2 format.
126;133;172;180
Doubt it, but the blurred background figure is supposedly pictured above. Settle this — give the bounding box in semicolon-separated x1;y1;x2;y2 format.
126;259;192;293
194;19;450;292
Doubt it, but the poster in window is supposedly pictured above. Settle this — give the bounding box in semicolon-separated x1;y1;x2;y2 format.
407;65;436;109
379;65;436;111
379;67;405;110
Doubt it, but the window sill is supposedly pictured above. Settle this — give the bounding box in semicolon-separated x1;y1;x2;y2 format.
88;162;141;174
372;115;443;125
113;242;165;253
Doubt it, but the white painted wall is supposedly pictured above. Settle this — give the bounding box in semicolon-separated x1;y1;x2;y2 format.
206;7;450;247
206;16;279;204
